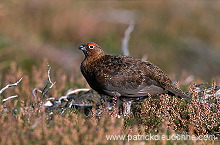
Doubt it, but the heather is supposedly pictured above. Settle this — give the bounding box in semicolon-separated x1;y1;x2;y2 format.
0;62;219;145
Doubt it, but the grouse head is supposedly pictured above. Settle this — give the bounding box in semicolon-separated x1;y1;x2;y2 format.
79;42;105;59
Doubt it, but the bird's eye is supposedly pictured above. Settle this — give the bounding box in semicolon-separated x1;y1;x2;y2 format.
89;45;94;49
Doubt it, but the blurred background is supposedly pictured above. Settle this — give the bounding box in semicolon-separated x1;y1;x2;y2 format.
0;0;220;82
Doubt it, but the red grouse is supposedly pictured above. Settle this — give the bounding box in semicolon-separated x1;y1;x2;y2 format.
79;42;189;101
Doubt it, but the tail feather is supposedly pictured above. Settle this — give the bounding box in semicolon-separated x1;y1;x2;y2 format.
166;84;190;99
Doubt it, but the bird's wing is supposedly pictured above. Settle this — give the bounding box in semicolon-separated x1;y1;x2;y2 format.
141;61;190;98
94;55;164;97
100;75;165;97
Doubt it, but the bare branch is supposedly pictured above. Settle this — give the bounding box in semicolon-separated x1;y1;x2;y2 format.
2;95;18;102
41;64;56;98
121;21;135;56
0;78;23;94
32;88;42;101
31;64;56;103
47;64;53;84
41;82;56;98
66;88;90;96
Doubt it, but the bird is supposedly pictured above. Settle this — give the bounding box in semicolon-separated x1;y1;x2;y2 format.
79;42;189;115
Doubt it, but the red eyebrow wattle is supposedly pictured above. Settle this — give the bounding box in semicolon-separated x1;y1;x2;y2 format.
88;44;96;47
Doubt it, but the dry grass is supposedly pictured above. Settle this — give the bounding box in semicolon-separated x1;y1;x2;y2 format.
0;63;219;145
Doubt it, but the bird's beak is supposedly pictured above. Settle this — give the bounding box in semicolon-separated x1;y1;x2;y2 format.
79;45;86;51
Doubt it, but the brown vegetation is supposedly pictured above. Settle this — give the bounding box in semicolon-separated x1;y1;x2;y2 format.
0;63;219;144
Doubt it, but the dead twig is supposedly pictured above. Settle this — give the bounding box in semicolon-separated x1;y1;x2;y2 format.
121;21;135;56
31;64;56;106
66;88;90;96
32;88;42;101
2;95;18;102
41;64;56;98
1;78;22;102
0;78;23;94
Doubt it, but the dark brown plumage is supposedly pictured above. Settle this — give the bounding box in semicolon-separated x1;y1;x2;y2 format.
79;42;189;99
